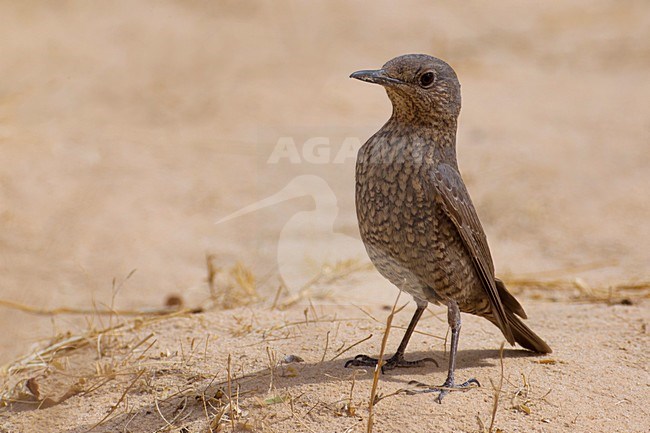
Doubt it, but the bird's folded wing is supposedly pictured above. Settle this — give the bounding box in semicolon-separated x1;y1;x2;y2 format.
430;163;514;344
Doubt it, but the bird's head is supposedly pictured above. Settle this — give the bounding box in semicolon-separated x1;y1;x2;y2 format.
351;54;461;124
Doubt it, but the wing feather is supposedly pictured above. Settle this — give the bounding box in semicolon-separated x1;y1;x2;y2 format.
431;163;514;344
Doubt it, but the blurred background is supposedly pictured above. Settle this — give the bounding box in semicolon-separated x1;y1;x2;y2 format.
0;0;648;364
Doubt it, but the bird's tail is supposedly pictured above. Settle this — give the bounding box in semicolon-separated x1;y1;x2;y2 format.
506;309;552;354
494;278;552;354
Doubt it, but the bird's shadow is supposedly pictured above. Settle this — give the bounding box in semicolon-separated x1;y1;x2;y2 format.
298;347;533;385
61;347;537;432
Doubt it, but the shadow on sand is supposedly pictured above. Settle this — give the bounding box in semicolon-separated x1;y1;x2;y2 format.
60;347;539;432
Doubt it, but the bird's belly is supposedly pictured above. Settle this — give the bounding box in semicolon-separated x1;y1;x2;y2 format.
357;183;481;306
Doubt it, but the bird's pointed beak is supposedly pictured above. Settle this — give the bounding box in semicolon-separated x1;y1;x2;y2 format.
350;69;403;86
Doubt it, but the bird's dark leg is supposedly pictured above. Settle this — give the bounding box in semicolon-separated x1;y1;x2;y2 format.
345;300;437;371
407;300;480;402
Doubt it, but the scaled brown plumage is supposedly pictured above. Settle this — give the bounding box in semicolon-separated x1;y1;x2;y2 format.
346;54;551;403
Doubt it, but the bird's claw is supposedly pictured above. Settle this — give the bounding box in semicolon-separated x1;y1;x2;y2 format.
344;354;378;368
345;354;438;372
404;378;480;403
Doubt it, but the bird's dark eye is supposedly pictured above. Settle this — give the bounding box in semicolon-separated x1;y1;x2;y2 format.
419;71;435;88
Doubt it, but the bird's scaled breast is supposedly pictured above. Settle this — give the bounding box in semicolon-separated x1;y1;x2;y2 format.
357;135;431;224
355;138;441;260
356;157;442;301
354;134;473;301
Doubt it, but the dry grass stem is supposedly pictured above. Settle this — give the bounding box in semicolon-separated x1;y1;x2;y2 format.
367;292;404;433
503;276;650;304
487;342;506;433
276;259;372;309
330;334;373;362
227;353;236;431
83;368;145;432
320;331;330;363
0;299;184;317
204;258;260;310
355;306;445;341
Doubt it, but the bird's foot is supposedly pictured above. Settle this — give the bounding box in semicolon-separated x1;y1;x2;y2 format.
344;353;437;373
404;378;480;403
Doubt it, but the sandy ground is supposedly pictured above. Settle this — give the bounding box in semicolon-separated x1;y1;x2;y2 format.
1;0;649;432
0;300;648;433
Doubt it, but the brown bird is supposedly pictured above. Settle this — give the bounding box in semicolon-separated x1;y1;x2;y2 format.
346;54;551;402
